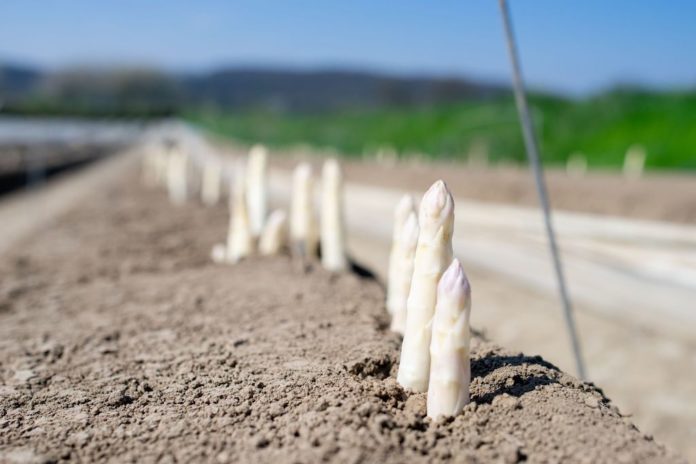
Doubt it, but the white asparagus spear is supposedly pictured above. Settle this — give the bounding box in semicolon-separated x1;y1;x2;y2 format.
259;210;288;255
387;195;415;315
246;145;268;237
390;212;419;335
397;180;454;392
166;147;188;205
320;159;348;271
201;158;222;206
154;147;168;186
427;258;472;419
290;163;318;257
226;170;254;263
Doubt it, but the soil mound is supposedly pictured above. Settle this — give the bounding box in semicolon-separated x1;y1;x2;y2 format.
0;168;684;463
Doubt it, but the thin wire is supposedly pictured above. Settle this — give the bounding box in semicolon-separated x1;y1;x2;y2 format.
498;0;587;380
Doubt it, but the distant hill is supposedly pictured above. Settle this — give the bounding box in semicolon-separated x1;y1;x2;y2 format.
0;64;42;103
181;68;506;111
0;63;506;115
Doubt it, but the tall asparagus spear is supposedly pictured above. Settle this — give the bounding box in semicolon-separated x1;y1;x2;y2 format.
167;147;188;205
387;195;415;315
427;258;472;419
397;180;454;392
201;158;222;206
290;163;318;258
246;145;268;237
320;159;348;271
390;212;419;335
226;169;254;263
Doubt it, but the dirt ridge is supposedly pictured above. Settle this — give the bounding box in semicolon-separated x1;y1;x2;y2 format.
0;168;685;463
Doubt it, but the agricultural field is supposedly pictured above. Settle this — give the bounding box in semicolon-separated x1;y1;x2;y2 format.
1;124;694;462
187;89;696;171
2;1;694;462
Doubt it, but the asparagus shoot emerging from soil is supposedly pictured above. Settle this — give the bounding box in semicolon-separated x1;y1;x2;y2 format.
320;159;348;271
226;170;254;263
387;195;416;315
397;180;454;392
427;258;472;419
259;210;288;256
201;158;222;206
210;243;227;263
167;147;188;205
246;145;268;237
390;211;419;335
290;163;318;258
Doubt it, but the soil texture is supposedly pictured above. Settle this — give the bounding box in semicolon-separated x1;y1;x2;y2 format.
0;162;685;463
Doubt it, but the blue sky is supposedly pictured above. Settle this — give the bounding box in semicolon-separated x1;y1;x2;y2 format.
0;1;694;94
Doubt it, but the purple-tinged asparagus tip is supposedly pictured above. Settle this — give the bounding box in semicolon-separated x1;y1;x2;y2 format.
438;258;470;301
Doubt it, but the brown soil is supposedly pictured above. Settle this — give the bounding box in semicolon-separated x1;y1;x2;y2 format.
0;164;685;463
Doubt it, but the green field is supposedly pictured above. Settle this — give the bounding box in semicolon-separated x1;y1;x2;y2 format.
186;89;696;171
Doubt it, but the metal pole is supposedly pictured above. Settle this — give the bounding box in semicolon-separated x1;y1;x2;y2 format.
498;0;587;380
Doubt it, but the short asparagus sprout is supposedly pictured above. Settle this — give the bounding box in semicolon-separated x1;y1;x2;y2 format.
210;243;227;263
166;147;188;205
390;212;419;335
201;158;222;206
246;145;268;237
427;258;472;419
320;159;348;271
259;210;288;256
226;171;254;263
566;152;587;178
387;195;416;316
397;180;454;392
290;163;318;258
623;144;646;179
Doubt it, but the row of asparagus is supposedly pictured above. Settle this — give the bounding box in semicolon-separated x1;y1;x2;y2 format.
143;142;348;271
141;136;472;421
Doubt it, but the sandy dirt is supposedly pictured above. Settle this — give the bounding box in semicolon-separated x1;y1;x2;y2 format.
0;163;685;463
209;141;696;460
346;230;696;462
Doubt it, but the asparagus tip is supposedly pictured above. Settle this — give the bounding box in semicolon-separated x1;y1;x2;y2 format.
422;180;452;218
438;258;470;299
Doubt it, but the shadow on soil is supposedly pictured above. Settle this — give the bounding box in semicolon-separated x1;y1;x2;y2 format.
471;354;561;404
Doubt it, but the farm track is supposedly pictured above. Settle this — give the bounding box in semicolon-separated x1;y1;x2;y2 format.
0;151;685;463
